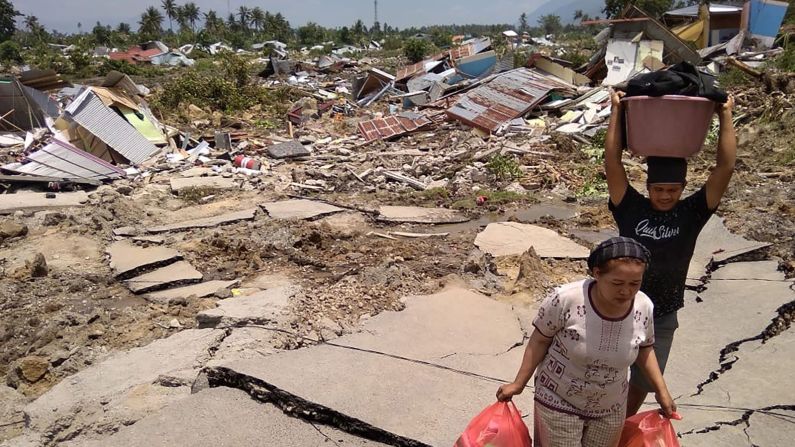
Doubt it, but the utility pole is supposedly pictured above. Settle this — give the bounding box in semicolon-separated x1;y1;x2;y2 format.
374;0;379;26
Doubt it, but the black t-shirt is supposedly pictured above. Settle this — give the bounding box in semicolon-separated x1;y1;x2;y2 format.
609;185;715;317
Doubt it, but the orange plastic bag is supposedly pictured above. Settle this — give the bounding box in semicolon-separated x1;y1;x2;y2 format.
454;401;532;447
618;410;682;447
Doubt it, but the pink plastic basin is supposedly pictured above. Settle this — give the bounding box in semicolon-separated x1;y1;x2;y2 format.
622;95;715;158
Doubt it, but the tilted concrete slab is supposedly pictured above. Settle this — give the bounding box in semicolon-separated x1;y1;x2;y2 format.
335;287;525;361
197;286;295;328
211;287;533;446
213;345;533;447
170;177;238;194
686;216;770;286
205;327;280;368
664;261;794;401
23;329;226;444
376;206;468;224
63;387;388;447
267;140;311;159
0;191;88;215
106;240;181;279
475;222;590;258
146;208;257;233
260;199;343;220
144;280;240;304
125;261;203;294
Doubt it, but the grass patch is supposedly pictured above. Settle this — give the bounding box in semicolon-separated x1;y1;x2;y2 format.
718;67;754;89
178;186;220;204
486;154;522;181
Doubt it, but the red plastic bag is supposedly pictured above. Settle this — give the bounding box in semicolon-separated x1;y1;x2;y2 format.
618;410;682;447
454;401;532;447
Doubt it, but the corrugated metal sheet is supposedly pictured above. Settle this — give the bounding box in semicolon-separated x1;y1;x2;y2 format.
449;37;492;60
395;52;447;82
446;68;574;133
6;138;126;180
66;90;159;164
358;113;433;142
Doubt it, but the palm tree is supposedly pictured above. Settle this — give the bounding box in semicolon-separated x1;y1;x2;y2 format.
138;6;164;39
238;6;250;31
162;0;176;33
183;2;200;33
251;7;265;34
204;10;222;34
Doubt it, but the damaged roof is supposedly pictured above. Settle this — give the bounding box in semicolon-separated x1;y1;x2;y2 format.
358;113;434;142
65;89;160;165
4;138;126;181
446;68;573;133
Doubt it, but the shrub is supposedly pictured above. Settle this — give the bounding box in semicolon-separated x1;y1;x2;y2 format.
404;38;431;63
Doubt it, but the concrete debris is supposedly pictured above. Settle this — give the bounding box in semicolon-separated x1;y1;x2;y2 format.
474;222;590;258
266;140;311;159
0;191;88;215
197;286;295;328
144;280;240;305
146;208;257;233
376;206;468;224
260;199;343;220
125;261;203;294
106;240;181;279
170;177;238;194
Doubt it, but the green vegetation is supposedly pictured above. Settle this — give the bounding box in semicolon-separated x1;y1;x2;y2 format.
486;154;523;181
403;38;432;63
718;67;754;89
771;42;795;72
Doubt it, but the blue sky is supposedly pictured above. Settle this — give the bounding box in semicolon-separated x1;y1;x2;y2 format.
18;0;550;33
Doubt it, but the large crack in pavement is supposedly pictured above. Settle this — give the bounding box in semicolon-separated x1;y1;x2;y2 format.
692;300;795;397
205;366;428;447
680;404;795;446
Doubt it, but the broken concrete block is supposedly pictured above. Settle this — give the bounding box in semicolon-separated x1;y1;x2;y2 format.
146;208;257;233
24;329;226;445
376;206;468;224
169;177;238;194
0;220;28;240
474;222;589;258
197;286;294;328
125;261;203;294
0;191;88;215
106;240;181;279
266;140;311;159
144;280;240;305
260;199;343;220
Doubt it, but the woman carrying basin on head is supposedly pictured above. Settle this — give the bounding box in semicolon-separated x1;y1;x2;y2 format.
496;237;676;447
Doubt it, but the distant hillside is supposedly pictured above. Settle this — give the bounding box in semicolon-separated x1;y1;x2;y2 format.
528;0;605;25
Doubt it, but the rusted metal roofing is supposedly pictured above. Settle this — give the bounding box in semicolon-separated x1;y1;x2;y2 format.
395;52;448;82
19;69;73;91
109;47;164;64
5;138;126;180
65;89;160;164
449;37;492;60
358;113;433;142
446;68;574;133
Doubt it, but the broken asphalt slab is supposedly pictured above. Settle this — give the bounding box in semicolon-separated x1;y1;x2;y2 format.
375;206;468;224
197;286;295;328
474;222;590;258
686;215;771;286
260;199;343;220
106;240;181;279
63;387;388;447
170;177;238;194
664;261;795;401
144;279;240;304
21;329;227;444
0;191;88;215
146;208;257;233
125;260;203;294
209;287;533;446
